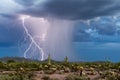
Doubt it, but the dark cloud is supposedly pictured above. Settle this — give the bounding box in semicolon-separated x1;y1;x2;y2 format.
0;13;18;19
95;24;116;35
90;18;116;35
0;18;26;47
14;0;120;20
73;16;120;42
1;0;120;47
14;0;35;6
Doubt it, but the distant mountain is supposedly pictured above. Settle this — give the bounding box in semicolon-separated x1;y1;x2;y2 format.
0;57;61;63
0;57;111;63
0;57;39;62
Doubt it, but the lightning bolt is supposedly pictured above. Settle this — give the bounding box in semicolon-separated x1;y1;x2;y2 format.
20;15;45;61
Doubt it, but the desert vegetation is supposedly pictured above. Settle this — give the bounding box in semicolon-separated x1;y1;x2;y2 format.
0;56;120;80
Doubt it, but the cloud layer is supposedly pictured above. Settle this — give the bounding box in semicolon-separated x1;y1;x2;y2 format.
14;0;120;20
73;17;120;42
1;0;120;47
0;16;25;47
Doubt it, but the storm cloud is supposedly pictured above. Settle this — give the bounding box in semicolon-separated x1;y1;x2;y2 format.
0;13;18;19
14;0;120;20
73;16;120;42
1;0;120;47
0;16;25;47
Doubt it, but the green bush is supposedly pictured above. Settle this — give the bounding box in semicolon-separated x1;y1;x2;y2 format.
0;74;29;80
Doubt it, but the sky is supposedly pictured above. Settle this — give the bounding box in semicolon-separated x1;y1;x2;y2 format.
1;0;120;61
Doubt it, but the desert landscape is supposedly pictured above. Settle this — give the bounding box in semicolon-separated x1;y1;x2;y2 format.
0;56;120;80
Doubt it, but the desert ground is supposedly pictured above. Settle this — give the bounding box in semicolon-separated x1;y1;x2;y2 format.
0;57;120;80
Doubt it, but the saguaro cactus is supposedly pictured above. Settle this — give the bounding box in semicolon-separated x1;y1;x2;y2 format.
64;56;68;64
47;54;51;65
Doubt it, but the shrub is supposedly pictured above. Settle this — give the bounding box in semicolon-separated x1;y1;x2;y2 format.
0;74;30;80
